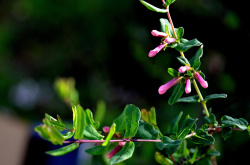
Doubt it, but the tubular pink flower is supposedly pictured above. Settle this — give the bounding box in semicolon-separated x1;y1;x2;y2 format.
178;66;191;73
149;44;166;57
103;126;110;133
107;145;123;159
194;72;208;88
158;77;182;95
185;78;191;94
151;30;168;37
164;37;176;44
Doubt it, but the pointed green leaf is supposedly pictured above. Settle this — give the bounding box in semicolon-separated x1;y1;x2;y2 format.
114;110;126;133
73;104;86;140
62;131;74;140
176;27;184;40
155;152;174;165
124;104;141;138
45;113;65;131
85;143;111;155
46;143;79;156
109;141;135;165
165;0;176;6
177;117;197;139
221;115;248;130
149;107;157;126
177;56;190;66
85;109;100;129
160;18;176;36
167;111;183;134
192;130;215;146
156;136;182;150
94;100;106;124
139;0;168;13
141;109;150;123
168;68;179;77
84;125;104;140
136;120;159;139
203;94;227;102
102;123;116;146
177;95;200;103
175;38;202;52
168;82;185;105
189;46;203;70
189;147;198;164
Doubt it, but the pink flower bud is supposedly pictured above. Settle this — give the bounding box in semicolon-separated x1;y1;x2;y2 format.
119;142;126;146
151;30;168;37
103;126;110;133
149;44;166;57
185;78;191;94
107;145;123;159
194;72;208;88
164;37;176;44
178;66;191;73
158;77;182;95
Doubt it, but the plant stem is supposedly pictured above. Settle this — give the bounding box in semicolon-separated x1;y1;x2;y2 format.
163;2;209;117
63;139;162;144
192;79;209;117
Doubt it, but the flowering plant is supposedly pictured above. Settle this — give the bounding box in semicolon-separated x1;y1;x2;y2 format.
35;0;250;164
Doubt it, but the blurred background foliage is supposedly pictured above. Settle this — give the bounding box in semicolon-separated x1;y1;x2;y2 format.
0;0;250;164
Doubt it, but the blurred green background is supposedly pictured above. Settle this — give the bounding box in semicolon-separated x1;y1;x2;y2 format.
0;0;250;165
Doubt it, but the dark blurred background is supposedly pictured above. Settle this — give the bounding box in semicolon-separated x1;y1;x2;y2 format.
0;0;250;165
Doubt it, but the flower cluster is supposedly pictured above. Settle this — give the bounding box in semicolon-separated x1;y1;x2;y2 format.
149;30;176;57
158;65;208;95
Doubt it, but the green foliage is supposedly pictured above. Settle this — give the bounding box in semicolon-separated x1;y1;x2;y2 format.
139;0;168;13
221;115;248;130
109;142;135;165
177;116;197;140
168;82;185;105
72;104;86;140
136;120;160;139
85;143;111;155
189;46;203;70
45;143;79;156
155;152;174;165
192;130;215;146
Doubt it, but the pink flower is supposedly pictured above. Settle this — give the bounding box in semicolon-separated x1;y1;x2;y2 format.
194;72;208;88
149;44;166;57
178;66;191;73
158;77;182;95
107;142;126;159
185;78;191;94
151;30;168;37
103;126;110;133
164;37;176;44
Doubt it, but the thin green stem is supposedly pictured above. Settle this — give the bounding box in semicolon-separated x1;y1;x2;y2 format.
164;4;209;117
192;79;209;117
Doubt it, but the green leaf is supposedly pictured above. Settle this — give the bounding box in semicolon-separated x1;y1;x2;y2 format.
73;104;86;140
45;113;65;131
149;107;157;126
189;46;203;70
167;111;183;134
109;141;135;165
189;147;198;164
176;27;184;40
156;136;182;150
203;94;227;102
168;82;185;105
84;125;104;140
35;125;65;145
62;131;74;140
221;115;248;130
207;151;220;156
85;143;111;155
139;0;168;13
85;109;100;129
46;143;79;156
136;120;159;139
113;110;126;133
177;56;190;66
165;0;176;6
160;18;176;36
168;68;179;77
177;95;200;103
177;116;197;139
175;38;202;52
124;104;141;138
204;113;216;125
155;152;174;165
192;130;215;146
102;123;116;146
